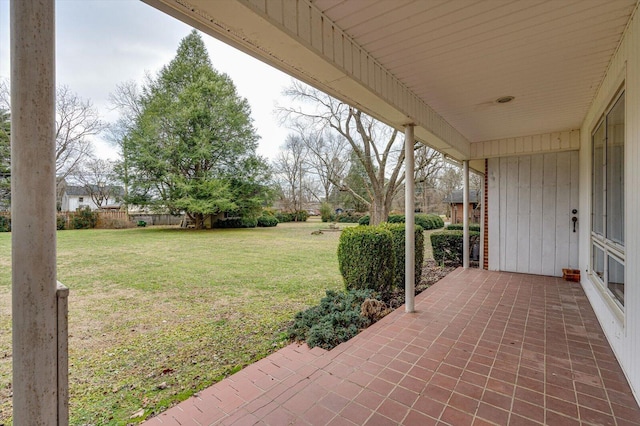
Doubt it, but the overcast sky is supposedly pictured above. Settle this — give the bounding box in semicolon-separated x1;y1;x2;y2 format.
0;0;294;160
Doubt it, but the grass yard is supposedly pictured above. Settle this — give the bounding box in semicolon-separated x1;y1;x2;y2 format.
0;221;355;425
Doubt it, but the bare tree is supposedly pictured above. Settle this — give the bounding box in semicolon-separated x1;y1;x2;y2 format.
55;85;103;180
279;81;439;225
107;81;145;210
74;159;121;208
272;134;308;212
297;129;349;203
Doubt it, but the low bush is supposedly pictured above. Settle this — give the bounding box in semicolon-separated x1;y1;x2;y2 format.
380;223;424;289
362;213;443;230
0;215;10;232
257;214;278;227
338;226;394;295
287;289;376;350
213;217;257;228
241;217;258;228
334;211;366;223
71;207;98;229
275;210;308;223
415;213;444;230
387;214;405;224
96;218;135;229
430;230;480;265
446;223;481;232
320;202;333;222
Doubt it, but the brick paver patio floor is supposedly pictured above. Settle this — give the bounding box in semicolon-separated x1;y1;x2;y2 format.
144;268;640;425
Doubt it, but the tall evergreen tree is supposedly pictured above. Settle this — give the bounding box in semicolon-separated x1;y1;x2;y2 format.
125;30;269;228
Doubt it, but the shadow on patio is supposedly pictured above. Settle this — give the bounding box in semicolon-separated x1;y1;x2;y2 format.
144;268;640;425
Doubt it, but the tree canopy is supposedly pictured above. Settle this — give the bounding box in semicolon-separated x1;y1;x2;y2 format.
122;30;270;228
279;81;442;225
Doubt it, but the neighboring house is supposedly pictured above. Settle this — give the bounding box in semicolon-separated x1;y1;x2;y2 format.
60;185;123;211
443;190;480;224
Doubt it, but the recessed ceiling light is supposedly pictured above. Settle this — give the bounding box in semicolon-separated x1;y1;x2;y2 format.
496;96;515;104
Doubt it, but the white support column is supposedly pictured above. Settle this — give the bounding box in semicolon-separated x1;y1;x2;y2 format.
11;0;59;424
463;160;470;269
404;125;415;313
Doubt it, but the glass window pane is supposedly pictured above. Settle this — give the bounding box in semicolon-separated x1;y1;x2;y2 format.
592;244;605;282
607;93;625;245
592;122;605;236
607;255;624;306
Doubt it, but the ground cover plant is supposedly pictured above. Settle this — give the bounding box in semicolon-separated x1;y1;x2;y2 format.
0;221;345;425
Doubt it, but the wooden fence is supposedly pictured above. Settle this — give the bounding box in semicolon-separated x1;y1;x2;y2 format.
1;210;182;230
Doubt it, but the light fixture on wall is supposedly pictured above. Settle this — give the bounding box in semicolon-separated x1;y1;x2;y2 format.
495;95;515;104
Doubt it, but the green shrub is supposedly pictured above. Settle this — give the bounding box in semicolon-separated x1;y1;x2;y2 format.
71;207;98;229
338;226;394;295
213;218;242;228
320;202;333;223
334;211;365;223
380;223;424;289
358;215;370;226
387;214;405;223
214;217;258;228
430;230;480;265
0;215;10;232
415;213;444;230
287;289;375;350
446;223;481;232
56;214;67;230
241;217;258;228
365;213;443;230
257;214;278;227
275;210;308;223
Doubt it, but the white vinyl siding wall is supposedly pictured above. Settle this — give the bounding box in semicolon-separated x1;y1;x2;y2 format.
579;5;639;403
488;152;579;276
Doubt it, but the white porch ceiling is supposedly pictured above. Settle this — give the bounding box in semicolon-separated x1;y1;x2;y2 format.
145;0;637;160
315;0;636;143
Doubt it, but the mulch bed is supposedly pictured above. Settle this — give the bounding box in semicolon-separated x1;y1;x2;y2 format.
386;259;457;310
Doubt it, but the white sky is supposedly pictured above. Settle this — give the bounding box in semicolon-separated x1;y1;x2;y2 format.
0;0;293;160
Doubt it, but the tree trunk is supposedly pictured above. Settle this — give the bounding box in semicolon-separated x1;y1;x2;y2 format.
370;197;387;225
194;213;204;229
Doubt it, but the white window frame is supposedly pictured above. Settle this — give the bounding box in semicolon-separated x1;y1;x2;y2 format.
590;89;625;310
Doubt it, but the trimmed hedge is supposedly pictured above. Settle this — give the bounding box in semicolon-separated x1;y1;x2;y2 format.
416;213;444;230
257;214;278;227
287;289;375;350
446;223;481;232
361;213;443;230
430;230;480;265
387;214;405;224
338;226;394;295
381;223;424;289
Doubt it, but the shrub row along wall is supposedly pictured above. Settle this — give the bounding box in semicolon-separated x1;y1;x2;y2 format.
337;223;424;295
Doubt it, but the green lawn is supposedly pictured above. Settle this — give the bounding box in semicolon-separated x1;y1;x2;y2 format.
0;221;351;425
